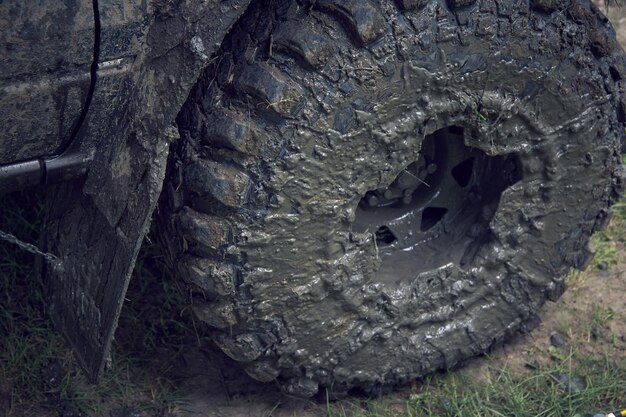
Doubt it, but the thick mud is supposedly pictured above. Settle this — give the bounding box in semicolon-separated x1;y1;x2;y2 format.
158;0;624;397
168;4;626;410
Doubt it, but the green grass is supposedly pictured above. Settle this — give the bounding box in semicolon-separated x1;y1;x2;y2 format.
327;356;626;417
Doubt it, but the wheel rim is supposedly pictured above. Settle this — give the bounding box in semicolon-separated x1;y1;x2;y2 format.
352;126;522;287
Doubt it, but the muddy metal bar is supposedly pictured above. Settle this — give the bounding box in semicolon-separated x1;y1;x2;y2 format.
0;153;91;194
0;159;43;193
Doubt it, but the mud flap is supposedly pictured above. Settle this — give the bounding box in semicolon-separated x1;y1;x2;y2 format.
43;139;169;380
42;0;251;381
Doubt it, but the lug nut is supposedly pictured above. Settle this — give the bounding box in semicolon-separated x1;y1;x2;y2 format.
426;163;437;174
368;195;379;207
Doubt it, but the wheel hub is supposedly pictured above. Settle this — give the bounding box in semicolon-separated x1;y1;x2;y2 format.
353;126;521;287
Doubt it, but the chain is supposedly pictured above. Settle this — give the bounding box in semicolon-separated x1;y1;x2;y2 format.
0;229;64;271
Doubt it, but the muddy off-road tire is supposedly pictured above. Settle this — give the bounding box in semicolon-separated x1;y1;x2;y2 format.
157;0;625;396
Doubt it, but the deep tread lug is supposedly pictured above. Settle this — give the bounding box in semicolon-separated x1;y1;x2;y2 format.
573;242;596;271
272;20;335;68
202;110;259;154
178;256;236;297
184;160;251;209
243;359;280;382
193;301;237;328
233;63;303;116
316;0;386;45
175;207;232;254
214;332;264;362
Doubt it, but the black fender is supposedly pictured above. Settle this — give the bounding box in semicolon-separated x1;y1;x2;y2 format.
42;0;251;381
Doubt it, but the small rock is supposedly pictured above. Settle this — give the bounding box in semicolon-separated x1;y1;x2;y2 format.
550;332;566;348
551;372;586;393
596;262;608;271
41;360;64;391
591;325;602;340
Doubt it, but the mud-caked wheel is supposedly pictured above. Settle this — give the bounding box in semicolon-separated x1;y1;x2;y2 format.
157;0;625;397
